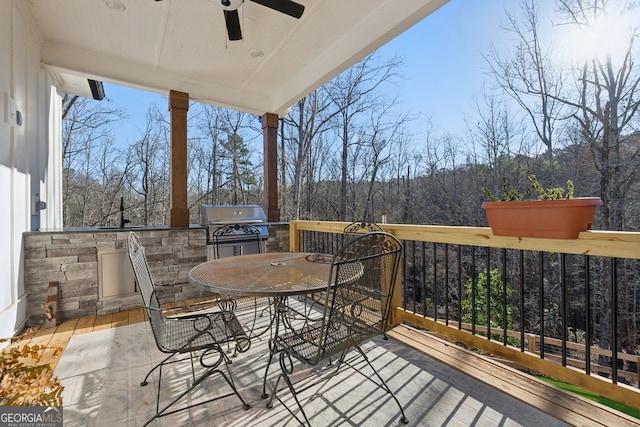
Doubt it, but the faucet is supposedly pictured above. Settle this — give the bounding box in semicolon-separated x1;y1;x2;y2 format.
120;196;131;228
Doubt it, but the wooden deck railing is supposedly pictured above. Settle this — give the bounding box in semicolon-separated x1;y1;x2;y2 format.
289;220;640;409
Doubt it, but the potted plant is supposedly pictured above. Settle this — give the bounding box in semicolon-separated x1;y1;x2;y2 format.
481;175;603;239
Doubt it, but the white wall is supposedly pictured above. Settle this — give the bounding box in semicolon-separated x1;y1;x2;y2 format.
0;1;63;338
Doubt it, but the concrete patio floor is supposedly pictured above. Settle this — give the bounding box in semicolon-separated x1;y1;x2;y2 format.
51;299;575;426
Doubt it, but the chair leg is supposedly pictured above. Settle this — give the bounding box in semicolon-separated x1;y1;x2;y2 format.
264;350;351;425
354;345;408;425
142;347;250;426
265;351;312;427
218;304;241;357
140;351;177;386
265;346;409;426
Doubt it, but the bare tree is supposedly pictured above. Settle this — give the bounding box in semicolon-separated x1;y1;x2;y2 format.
485;0;569;166
384;120;422;225
61;94;127;226
282;90;337;220
127;105;169;225
467;89;534;192
556;0;640;231
323;53;404;221
190;105;227;207
358;108;411;222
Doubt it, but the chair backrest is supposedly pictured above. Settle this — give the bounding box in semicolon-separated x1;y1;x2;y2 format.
127;232;166;346
339;221;385;253
212;223;263;258
342;221;384;234
319;231;402;361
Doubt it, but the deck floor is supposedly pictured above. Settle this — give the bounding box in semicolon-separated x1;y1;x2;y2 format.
12;303;639;426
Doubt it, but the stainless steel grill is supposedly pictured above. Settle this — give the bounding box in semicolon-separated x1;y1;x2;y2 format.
200;205;268;260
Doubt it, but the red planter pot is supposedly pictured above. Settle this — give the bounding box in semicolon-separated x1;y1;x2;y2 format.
481;197;603;239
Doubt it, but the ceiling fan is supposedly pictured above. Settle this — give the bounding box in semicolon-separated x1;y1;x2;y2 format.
155;0;305;41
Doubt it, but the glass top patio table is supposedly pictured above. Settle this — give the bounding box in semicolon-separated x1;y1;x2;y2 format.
188;252;334;297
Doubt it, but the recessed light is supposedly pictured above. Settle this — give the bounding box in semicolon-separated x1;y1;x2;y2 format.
104;0;126;11
249;49;264;58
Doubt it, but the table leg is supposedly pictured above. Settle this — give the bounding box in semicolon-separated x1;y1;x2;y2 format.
261;296;289;399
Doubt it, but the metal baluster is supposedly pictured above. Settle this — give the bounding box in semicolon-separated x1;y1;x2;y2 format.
611;257;618;384
502;248;508;345
433;243;438;321
520;250;525;352
458;245;463;331
486;246;491;341
539;251;545;360
585;255;591;375
445;244;450;326
471;247;476;335
561;253;567;366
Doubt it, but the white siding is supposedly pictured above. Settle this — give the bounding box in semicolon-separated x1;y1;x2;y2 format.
0;1;63;338
0;0;12;327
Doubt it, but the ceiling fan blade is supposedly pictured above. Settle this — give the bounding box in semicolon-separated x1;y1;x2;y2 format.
224;9;243;41
250;0;304;19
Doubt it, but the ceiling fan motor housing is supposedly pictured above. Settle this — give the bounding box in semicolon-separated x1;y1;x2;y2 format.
216;0;243;11
207;0;305;41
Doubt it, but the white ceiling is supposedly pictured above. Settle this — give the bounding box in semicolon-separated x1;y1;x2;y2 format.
24;0;449;115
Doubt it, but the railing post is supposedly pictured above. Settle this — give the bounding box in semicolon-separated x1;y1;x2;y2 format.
289;221;301;252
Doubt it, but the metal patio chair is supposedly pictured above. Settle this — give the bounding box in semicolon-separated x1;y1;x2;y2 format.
127;232;250;426
264;231;408;426
304;220;386;308
340;221;385;254
212;223;273;338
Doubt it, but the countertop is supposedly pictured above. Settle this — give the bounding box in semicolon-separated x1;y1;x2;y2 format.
24;225;206;235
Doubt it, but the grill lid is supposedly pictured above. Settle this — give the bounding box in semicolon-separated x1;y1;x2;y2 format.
200;204;267;226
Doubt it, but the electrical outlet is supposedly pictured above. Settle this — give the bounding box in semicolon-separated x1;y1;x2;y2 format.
4;93;17;125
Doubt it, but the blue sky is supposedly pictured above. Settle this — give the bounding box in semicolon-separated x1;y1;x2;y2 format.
381;0;515;137
103;0;527;146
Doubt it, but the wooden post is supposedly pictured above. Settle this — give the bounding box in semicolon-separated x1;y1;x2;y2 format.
289;221;300;252
262;113;280;222
169;90;189;227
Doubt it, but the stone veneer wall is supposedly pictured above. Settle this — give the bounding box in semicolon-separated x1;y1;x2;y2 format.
266;223;289;253
23;224;291;326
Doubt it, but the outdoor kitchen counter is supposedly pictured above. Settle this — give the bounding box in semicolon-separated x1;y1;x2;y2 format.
21;224;290;325
24;224;205;234
22;227;209;325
